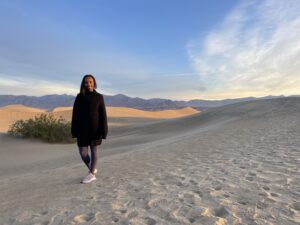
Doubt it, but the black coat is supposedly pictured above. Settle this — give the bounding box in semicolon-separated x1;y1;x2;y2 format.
71;90;108;140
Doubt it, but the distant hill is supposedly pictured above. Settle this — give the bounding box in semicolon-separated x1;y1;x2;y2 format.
0;93;297;111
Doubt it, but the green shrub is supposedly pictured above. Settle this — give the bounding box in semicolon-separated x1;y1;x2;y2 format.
7;113;76;143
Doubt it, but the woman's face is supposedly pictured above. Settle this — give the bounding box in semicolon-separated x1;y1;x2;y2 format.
84;77;94;92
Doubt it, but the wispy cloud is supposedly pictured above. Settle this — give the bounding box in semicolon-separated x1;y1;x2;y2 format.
187;0;300;99
0;74;78;96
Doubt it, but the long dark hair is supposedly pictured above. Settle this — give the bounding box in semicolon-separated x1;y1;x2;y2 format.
80;74;98;96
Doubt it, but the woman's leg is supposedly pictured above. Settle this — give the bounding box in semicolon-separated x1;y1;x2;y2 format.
78;146;90;169
90;145;99;174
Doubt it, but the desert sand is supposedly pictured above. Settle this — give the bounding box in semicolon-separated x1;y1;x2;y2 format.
0;97;299;225
0;104;199;133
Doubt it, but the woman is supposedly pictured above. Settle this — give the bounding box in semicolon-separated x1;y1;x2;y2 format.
71;74;108;184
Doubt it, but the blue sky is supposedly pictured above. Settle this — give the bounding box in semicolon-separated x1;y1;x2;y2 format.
0;0;299;100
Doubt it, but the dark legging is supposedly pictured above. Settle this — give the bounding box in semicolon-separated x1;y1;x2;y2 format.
78;145;99;174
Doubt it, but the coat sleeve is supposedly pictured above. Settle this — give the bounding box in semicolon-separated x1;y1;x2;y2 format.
99;95;108;139
71;94;80;138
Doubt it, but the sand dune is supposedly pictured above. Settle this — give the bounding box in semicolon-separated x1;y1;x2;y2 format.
0;104;47;113
50;106;199;127
51;106;73;112
51;106;198;118
0;104;199;133
0;105;48;133
104;106;199;118
0;97;299;224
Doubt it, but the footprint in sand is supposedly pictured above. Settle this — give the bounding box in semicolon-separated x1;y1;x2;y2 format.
237;199;248;205
270;192;280;197
112;200;135;211
262;179;271;184
183;193;196;205
86;196;96;200
48;211;73;225
125;209;139;219
262;185;270;191
256;201;268;210
291;202;300;211
214;185;222;191
172;206;204;224
189;179;198;186
150;175;183;187
72;213;94;223
179;176;185;180
193;190;203;198
245;176;254;182
178;192;201;206
147;198;177;219
231;159;239;165
222;193;230;198
129;217;157;225
164;174;185;186
258;192;268;197
248;171;257;177
148;198;170;210
213;205;229;218
111;215;119;223
40;211;48;215
149;177;164;186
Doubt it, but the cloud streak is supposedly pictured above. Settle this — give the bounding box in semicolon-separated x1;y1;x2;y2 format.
187;0;300;99
0;74;78;96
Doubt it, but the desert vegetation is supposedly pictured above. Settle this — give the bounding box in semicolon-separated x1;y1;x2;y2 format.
7;113;75;143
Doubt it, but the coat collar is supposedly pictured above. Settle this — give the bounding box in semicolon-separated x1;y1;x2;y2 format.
79;89;99;97
86;89;95;95
84;89;98;96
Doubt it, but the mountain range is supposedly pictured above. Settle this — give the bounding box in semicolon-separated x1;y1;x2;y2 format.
0;93;297;111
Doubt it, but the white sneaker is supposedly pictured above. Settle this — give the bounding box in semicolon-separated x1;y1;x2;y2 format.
81;172;96;184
